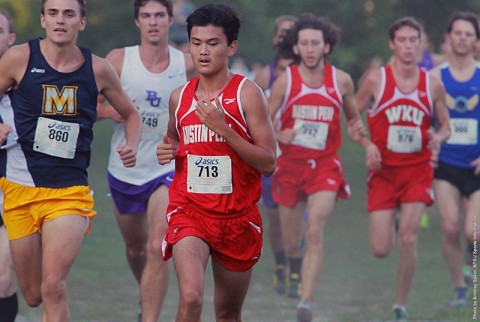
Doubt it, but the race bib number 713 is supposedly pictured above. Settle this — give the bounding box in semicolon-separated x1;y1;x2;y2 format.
187;154;232;194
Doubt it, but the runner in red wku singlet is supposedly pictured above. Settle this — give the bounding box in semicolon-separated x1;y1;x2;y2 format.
355;16;450;321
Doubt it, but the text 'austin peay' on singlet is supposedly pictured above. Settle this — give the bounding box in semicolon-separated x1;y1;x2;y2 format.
107;45;187;185
7;38;98;188
275;64;343;160
168;74;261;216
439;62;480;169
368;65;433;167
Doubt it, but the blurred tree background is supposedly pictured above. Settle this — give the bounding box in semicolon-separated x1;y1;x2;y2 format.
3;0;480;82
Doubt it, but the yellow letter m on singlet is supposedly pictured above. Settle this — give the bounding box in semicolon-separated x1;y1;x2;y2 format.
42;85;78;115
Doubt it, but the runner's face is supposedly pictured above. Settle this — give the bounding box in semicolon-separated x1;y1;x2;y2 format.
136;1;172;45
294;28;329;69
390;26;420;64
189;25;237;77
41;0;86;45
448;19;478;57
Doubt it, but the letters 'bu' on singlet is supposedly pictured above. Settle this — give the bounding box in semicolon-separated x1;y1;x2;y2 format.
276;65;343;160
8;38;98;188
367;65;433;167
438;62;480;169
108;45;187;185
168;75;261;217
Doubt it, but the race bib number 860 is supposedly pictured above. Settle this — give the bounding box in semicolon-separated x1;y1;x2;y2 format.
34;117;79;159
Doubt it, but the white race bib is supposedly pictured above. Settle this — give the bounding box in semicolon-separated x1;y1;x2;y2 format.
34;117;80;159
140;107;168;140
291;119;329;150
187;154;232;194
387;125;422;153
447;118;478;145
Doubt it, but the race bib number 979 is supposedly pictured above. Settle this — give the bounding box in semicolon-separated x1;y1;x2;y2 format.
387;125;422;153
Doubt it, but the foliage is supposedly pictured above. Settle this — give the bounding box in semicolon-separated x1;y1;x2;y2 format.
5;0;480;82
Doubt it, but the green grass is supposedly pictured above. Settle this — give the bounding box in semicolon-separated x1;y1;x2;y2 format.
16;121;476;321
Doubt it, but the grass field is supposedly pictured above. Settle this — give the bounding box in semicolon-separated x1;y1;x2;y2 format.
15;121;477;322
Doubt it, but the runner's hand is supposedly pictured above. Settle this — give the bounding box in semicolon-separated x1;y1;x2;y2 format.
157;134;178;165
117;144;136;167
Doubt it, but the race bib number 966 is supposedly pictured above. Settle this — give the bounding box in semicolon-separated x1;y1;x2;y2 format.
447;118;478;145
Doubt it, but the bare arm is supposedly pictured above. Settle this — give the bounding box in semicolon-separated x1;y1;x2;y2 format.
336;69;367;142
337;69;360;121
195;79;277;176
267;71;296;144
93;55;141;167
253;64;270;91
429;74;451;149
96;48;125;122
267;71;287;119
157;87;181;165
0;45;28;144
0;44;29;96
355;68;381;115
354;67;383;169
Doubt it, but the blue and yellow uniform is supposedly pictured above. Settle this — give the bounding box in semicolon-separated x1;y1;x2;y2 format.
8;38;97;187
435;62;480;196
2;38;97;240
438;63;480;168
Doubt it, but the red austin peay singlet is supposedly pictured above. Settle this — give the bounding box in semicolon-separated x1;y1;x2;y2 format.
276;64;343;159
168;74;261;217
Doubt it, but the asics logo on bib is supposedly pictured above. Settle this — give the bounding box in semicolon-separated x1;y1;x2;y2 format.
47;121;72;131
195;157;219;166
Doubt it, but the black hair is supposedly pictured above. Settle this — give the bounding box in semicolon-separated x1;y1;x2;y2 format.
276;13;341;64
186;4;240;46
